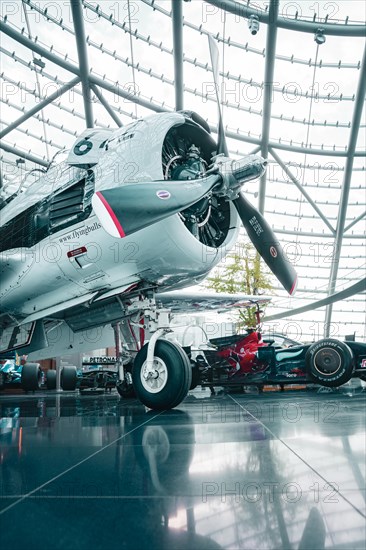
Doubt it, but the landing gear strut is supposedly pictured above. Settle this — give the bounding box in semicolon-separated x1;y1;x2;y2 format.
113;322;135;398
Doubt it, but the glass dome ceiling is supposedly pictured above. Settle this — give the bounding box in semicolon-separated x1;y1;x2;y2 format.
0;0;365;341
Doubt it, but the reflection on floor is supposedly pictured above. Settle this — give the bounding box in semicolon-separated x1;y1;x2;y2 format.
0;387;365;549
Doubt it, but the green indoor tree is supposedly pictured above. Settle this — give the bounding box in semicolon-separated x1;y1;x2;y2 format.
206;241;273;329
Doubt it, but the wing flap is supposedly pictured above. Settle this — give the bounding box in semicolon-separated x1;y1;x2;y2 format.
20;292;99;325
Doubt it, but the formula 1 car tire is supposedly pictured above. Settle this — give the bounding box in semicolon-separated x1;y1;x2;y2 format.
21;363;42;391
60;366;77;391
46;369;57;390
305;339;354;387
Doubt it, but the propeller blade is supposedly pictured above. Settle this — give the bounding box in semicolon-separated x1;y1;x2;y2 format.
234;193;298;295
92;175;220;238
208;34;229;157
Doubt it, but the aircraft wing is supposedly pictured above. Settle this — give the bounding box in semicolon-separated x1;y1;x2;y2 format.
156;290;271;314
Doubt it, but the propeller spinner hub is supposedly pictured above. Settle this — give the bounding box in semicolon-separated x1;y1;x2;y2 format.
214;154;267;200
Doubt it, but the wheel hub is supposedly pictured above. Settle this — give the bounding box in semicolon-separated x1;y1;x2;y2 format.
314;348;341;376
141;358;168;393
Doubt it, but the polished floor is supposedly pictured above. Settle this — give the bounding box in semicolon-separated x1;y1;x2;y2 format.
0;386;365;549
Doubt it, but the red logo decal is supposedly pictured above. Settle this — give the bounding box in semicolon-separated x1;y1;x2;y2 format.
67;247;87;258
157;190;171;200
270;246;277;258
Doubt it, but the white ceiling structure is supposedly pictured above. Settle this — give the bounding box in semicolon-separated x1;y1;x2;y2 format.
0;0;365;341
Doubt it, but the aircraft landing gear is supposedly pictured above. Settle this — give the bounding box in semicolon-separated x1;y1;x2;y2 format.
132;340;192;410
113;322;135;398
114;297;192;410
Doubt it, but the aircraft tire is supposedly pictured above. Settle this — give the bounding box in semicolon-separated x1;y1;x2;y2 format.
46;369;57;390
21;363;42;391
305;339;354;387
60;366;77;391
132;340;191;410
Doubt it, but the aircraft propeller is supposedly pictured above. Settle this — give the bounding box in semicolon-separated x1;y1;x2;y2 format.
207;35;297;295
92;35;297;295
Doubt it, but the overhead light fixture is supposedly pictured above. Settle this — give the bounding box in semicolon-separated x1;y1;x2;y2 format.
314;28;326;45
248;15;260;36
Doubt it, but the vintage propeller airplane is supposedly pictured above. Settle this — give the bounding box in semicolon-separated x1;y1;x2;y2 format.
0;36;297;409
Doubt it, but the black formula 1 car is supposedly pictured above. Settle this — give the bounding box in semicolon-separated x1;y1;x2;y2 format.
77;368;118;393
79;356;134;396
189;331;366;391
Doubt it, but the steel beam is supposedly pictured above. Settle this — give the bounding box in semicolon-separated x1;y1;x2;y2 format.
269;148;336;233
249;145;261;155
206;0;366;37
324;43;366;336
344;211;366;233
0;20;165;113
265;278;366;322
258;0;279;214
274;228;364;239
208;123;363;157
0;142;49;167
70;0;94;127
94;76;165;113
90;85;123;127
172;0;184;110
0;77;81;139
2;21;364;157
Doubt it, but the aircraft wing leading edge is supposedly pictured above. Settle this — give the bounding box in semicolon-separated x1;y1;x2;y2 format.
156;290;271;314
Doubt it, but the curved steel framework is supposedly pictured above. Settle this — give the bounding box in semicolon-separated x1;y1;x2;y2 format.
0;0;365;340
